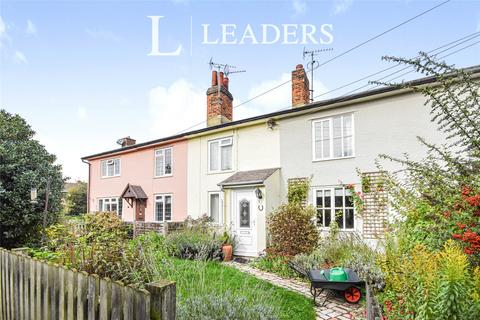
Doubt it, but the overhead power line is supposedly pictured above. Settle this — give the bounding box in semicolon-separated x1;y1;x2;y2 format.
314;31;480;100
175;0;451;134
251;31;480;119
313;31;480;100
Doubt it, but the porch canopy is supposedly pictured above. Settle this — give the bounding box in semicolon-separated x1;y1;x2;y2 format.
218;168;279;188
120;183;148;206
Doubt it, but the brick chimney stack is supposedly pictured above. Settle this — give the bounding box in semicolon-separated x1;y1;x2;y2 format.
206;71;233;127
117;136;136;148
291;64;310;107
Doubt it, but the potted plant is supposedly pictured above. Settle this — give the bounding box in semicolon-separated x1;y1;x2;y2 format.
221;231;233;262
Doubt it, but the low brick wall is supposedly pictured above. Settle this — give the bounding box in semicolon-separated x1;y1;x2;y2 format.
133;221;165;237
131;221;187;237
164;222;187;234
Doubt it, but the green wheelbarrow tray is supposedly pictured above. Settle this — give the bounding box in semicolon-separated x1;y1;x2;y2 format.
307;268;365;306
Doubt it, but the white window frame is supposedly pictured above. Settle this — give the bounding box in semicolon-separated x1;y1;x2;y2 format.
154;147;173;178
312;186;355;230
208;191;223;224
154;194;173;222
101;158;121;178
208;136;233;173
312;113;355;162
98;197;122;217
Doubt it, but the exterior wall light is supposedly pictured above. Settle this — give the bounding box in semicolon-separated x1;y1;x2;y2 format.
255;188;263;199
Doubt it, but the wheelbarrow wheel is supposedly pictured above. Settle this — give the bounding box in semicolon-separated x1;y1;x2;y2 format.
343;286;362;303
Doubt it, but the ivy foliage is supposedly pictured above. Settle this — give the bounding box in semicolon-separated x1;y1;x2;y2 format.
0;109;64;248
287;178;311;205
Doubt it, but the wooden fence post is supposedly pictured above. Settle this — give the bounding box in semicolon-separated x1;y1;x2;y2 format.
77;271;88;320
366;283;375;320
88;274;100;320
146;279;176;320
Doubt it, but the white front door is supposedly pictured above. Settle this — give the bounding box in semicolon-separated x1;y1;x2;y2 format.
232;189;257;256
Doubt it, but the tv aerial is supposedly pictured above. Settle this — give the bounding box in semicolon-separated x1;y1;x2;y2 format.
302;47;333;102
208;58;246;94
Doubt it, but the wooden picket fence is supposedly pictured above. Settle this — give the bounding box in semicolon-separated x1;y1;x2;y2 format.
0;248;176;320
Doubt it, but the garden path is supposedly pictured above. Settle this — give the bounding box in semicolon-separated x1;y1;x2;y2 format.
225;261;365;320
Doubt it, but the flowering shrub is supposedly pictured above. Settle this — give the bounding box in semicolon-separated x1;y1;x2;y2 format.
166;215;223;261
177;291;279;320
250;252;297;278
42;212;159;287
378;240;480;320
267;203;319;256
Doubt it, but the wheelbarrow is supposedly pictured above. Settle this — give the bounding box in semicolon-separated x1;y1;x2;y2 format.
289;263;364;306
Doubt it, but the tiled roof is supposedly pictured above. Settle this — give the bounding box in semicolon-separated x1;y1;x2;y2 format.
218;168;279;187
120;184;148;199
81;65;480;160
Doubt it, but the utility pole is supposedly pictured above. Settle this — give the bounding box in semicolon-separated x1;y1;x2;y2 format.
42;177;51;244
303;47;333;102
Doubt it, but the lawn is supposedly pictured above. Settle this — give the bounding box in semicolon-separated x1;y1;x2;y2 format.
161;259;316;320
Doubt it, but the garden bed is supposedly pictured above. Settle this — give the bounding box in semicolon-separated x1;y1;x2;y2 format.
163;259;316;320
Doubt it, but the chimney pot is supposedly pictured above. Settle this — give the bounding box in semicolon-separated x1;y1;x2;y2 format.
212;71;218;86
291;64;310;107
219;72;224;85
223;77;229;90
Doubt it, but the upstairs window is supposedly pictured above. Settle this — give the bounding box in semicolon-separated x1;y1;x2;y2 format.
208;137;233;172
155;194;172;222
101;158;120;177
314;187;354;230
313;114;354;161
98;197;123;217
155;147;173;177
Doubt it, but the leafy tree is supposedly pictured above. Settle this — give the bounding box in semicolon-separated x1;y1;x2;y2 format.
374;54;480;319
0;109;64;248
375;53;480;254
64;181;87;215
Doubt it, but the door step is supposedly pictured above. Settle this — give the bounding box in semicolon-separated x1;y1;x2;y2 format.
232;256;252;264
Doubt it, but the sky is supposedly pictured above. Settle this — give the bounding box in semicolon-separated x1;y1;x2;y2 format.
1;0;479;181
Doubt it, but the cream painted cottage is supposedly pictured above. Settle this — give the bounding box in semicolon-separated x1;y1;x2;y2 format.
82;64;480;256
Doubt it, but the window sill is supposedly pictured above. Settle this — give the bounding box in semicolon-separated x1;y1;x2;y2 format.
154;174;173;179
319;227;356;232
312;155;355;163
101;175;121;179
207;169;235;175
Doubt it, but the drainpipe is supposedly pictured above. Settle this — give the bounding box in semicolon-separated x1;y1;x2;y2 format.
81;159;91;213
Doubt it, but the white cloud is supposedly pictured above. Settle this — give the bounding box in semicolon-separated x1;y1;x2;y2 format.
26;20;37;35
119;97;129;106
86;28;122;43
77;107;87;120
0;16;5;36
236;72;328;120
332;0;353;15
149;79;205;136
14;51;27;64
149;73;328;136
0;16;10;48
292;0;307;16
